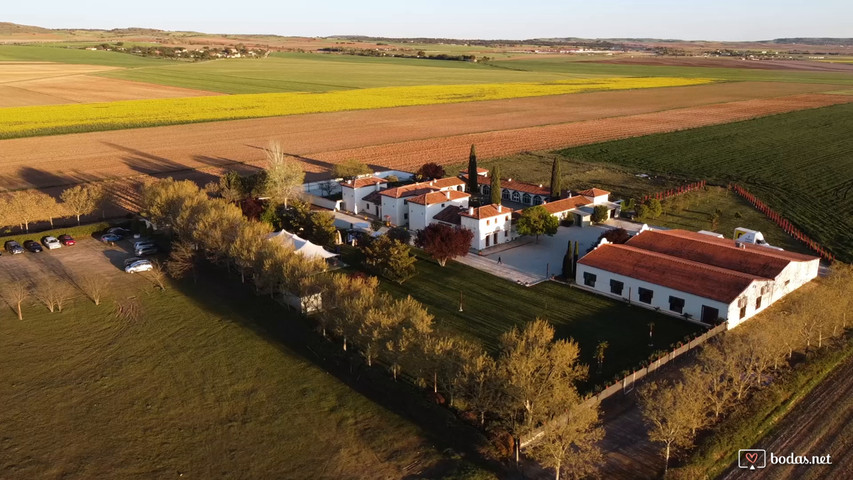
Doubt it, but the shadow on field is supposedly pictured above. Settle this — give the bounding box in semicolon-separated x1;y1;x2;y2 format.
104;142;217;186
170;264;505;479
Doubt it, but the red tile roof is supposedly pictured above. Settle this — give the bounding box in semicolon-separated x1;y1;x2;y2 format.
459;204;513;220
433;206;464;225
340;176;386;188
461;174;550;196
407;190;470;206
540;196;591;215
431;177;465;189
579;244;763;303
379;182;439;198
578;188;611;197
458;167;490;175
626;229;817;279
361;191;382;204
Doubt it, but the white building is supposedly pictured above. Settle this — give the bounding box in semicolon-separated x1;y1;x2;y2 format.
340;176;388;215
459;204;515;250
463;172;551;206
538;189;620;226
407;190;471;231
576;229;819;328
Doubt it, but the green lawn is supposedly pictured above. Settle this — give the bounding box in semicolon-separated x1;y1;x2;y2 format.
0;44;179;67
553;103;853;261
490;56;853;86
368;250;703;387
0;275;456;479
97;53;598;94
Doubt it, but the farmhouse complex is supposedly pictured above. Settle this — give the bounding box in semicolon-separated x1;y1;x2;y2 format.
576;229;820;328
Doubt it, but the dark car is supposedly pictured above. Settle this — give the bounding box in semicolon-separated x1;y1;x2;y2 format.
58;234;76;246
22;240;43;253
4;240;24;255
107;227;132;238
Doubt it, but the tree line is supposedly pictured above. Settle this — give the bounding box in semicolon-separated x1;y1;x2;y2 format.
638;265;853;476
142;171;603;479
0;184;106;233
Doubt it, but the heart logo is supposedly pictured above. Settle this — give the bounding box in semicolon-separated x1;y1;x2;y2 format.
745;452;758;464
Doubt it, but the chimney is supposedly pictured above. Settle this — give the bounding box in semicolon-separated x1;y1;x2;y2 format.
539;184;543;188
508;178;512;182
468;206;475;216
498;205;502;212
430;180;434;186
445;191;451;199
347;179;352;185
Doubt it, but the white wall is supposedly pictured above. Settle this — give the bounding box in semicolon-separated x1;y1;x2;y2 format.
461;212;514;250
408;197;469;232
575;263;733;325
381;196;408;226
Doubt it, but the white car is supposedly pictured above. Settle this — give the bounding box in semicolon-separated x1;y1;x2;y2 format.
125;259;153;273
41;236;61;250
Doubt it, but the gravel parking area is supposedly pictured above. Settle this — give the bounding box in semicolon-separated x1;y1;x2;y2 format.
0;236;157;296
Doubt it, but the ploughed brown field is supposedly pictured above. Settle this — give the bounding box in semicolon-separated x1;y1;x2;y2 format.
0;62;220;107
580;56;853;73
0;81;849;193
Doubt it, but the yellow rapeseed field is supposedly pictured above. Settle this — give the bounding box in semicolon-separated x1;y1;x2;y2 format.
0;77;714;139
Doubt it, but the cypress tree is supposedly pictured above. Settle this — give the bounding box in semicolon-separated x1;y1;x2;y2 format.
490;165;502;205
467;144;479;202
550;158;562;200
573;240;580;275
562;239;573;279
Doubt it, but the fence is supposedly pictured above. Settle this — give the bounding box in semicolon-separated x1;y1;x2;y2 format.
729;183;835;262
641;180;706;203
520;320;727;449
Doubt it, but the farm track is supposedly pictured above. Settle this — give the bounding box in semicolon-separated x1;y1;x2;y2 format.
0;82;848;194
720;352;853;480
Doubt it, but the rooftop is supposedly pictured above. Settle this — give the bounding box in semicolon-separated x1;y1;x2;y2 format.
461;174;550;196
626;229;818;279
540;196;592;215
460;204;513;220
340;176;387;188
379;182;439;198
579;243;764;303
577;188;611;197
407;190;470;206
433;205;464;225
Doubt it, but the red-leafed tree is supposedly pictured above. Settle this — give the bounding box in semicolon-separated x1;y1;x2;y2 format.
416;162;446;180
415;224;474;267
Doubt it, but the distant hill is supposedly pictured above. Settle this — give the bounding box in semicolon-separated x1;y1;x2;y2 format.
0;22;53;35
770;38;853;46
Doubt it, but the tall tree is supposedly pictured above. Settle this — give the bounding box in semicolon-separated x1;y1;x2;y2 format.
264;141;304;208
362;236;417;284
467;144;479;201
550;158;562;200
333;159;372;180
517;205;559;243
490;165;502;205
562;240;573;279
638;379;695;476
530;400;604;480
61;184;104;225
415;224;474;266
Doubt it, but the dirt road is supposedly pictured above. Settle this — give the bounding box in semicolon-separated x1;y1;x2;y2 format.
719;352;853;480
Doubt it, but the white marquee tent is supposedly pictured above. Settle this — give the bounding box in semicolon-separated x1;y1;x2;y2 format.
267;230;338;260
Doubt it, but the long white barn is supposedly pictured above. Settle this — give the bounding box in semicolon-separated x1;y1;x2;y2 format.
576;229;820;329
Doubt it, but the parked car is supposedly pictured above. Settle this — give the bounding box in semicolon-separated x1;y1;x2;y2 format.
23;240;43;253
135;245;159;256
125;259;153;273
58;234;76;246
107;227;132;238
41;236;61;250
124;257;144;267
133;240;156;250
100;233;122;243
4;240;24;255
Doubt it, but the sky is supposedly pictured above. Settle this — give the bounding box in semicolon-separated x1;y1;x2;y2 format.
5;1;852;41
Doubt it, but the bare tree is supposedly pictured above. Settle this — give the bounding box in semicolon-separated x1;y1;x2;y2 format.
33;278;73;313
166;240;199;281
78;275;107;306
5;282;30;320
145;261;167;291
264;141;304;208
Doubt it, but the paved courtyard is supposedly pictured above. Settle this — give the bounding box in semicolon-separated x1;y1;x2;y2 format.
474;219;645;283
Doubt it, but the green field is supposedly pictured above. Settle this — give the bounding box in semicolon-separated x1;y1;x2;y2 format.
98;52;596;94
0;44;179;67
361;249;703;386
552;103;853;262
490;56;853;86
0;275;453;479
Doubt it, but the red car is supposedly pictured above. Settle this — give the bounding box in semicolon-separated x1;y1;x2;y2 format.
58;234;76;246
